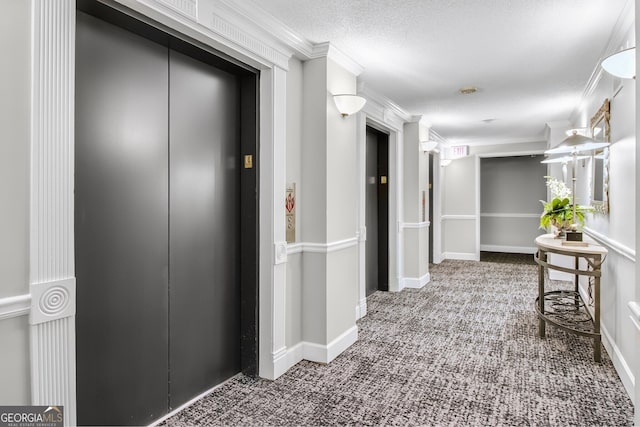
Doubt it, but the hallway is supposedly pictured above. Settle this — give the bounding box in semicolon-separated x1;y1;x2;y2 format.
161;260;633;426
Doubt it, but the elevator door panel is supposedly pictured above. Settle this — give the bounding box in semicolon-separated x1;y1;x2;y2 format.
75;11;169;426
365;129;379;296
168;49;241;408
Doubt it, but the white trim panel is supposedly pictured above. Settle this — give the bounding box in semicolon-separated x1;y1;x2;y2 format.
156;0;197;19
442;252;479;261
480;245;538;254
403;272;431;290
30;278;76;325
0;294;31;320
30;1;76;424
583;227;636;262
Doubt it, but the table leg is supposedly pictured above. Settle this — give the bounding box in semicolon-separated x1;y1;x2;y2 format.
574;256;580;309
594;271;601;362
538;249;546;338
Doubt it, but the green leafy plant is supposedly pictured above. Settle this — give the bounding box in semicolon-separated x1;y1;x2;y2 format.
539;177;593;231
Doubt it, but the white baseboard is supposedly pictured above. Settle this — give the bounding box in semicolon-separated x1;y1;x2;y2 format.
601;323;635;401
403;272;431;289
270;325;359;379
578;286;635;401
303;325;358;364
442;252;479;261
480;244;537;254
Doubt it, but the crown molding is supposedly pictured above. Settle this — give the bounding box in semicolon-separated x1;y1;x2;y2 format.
128;0;293;69
360;85;412;123
219;1;365;75
311;42;364;76
215;0;313;58
571;0;634;122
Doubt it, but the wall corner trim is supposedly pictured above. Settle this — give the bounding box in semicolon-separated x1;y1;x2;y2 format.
403;272;431;289
0;294;32;321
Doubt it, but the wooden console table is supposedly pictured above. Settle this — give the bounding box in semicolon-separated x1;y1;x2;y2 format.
534;234;607;362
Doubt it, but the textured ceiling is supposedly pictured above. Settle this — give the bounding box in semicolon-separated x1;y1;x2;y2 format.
245;0;630;145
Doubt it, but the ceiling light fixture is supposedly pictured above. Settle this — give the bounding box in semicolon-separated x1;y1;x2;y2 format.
601;47;636;79
333;94;366;118
459;86;478;95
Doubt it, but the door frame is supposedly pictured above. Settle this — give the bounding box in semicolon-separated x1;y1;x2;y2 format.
364;126;390;295
356;110;402;318
28;0;284;423
74;2;260;421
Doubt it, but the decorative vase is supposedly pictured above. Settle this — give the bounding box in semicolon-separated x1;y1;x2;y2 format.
551;219;570;239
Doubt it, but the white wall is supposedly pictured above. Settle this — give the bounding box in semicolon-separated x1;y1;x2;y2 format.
324;57;358;342
569;18;637;400
635;3;640;420
440;141;547;260
298;54;358;356
480;155;546;253
401;121;430;286
0;0;32;405
441;155;477;259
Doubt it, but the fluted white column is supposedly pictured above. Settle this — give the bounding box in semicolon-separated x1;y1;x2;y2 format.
30;1;76;425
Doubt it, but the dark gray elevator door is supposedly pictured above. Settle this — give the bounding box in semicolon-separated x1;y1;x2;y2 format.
365;129;379;296
75;10;242;425
75;11;170;425
168;49;241;408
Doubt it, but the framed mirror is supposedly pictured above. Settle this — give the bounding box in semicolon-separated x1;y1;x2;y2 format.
590;98;610;213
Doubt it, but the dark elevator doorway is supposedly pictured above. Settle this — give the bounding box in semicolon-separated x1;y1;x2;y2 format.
74;2;258;425
365;126;389;295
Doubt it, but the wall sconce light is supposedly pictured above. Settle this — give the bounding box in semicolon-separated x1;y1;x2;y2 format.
440;159;452;167
420;141;438;152
333;94;366;117
601;47;635;79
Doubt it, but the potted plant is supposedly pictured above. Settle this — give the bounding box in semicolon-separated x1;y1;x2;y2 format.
540;176;592;238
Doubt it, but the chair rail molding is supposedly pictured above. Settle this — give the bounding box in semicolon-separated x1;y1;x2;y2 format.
0;294;31;321
583;227;635;262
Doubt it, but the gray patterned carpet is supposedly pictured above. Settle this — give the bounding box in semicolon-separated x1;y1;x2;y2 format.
163;260;634;426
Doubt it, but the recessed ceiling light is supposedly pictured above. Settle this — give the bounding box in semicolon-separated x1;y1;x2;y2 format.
459;86;478;95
